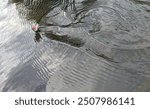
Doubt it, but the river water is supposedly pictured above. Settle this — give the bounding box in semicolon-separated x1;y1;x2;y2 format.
0;0;150;91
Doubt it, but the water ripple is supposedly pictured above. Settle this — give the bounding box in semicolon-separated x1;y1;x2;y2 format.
0;0;150;91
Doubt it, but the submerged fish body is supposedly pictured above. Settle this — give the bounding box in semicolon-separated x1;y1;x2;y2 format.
39;0;150;62
35;0;150;91
1;0;150;92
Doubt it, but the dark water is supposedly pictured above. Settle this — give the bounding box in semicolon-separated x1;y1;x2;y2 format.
0;0;150;91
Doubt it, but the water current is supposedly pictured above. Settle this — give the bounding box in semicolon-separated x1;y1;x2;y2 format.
0;0;150;91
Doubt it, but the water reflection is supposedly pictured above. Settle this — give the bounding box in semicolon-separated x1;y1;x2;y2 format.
0;0;150;91
10;0;60;22
0;0;54;91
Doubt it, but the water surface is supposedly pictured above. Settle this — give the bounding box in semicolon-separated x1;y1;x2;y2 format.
0;0;150;91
